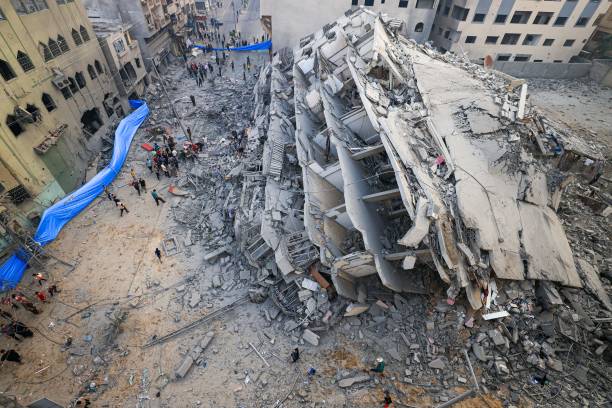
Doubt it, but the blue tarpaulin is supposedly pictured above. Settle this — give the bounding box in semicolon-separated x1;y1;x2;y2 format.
0;100;149;291
192;40;272;52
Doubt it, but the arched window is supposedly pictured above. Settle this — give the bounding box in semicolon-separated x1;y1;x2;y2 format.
79;26;90;42
415;22;424;32
58;36;70;53
42;93;56;112
75;71;86;88
68;77;78;93
16;51;34;72
48;38;61;57
87;64;97;80
25;104;41;122
0;59;17;81
94;60;103;74
72;28;82;46
39;42;53;62
6;114;24;136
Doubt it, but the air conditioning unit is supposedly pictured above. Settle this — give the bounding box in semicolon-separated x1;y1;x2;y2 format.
52;77;70;89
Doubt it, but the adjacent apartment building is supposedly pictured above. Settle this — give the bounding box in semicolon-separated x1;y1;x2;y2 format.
260;0;440;51
0;0;122;255
83;0;195;71
91;22;148;106
430;0;609;63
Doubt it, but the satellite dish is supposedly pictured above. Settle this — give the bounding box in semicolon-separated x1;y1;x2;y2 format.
484;55;493;69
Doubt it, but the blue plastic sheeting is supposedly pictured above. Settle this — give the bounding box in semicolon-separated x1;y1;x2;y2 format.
193;40;272;52
0;100;149;291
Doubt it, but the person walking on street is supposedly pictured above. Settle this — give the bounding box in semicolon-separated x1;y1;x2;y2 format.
153;163;160;180
231;60;234;72
105;186;113;201
146;157;153;173
118;202;129;217
155;248;162;263
1;349;22;364
32;273;47;285
139;178;147;193
132;180;141;196
130;168;137;181
151;189;166;206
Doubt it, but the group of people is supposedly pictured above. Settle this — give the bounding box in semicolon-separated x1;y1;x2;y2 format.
0;273;58;366
149;140;180;180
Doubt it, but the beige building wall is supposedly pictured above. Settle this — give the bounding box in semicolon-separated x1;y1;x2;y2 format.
0;0;121;212
430;0;609;63
95;25;148;103
261;0;439;51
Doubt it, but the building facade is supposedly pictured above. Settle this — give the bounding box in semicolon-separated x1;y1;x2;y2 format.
0;0;122;256
430;0;609;63
260;0;439;51
584;2;612;59
92;22;148;105
83;0;195;71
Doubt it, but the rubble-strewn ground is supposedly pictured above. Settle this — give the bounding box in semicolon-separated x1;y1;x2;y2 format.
529;78;612;156
1;4;611;408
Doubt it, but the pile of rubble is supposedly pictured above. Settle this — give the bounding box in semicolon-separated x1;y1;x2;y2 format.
234;7;611;404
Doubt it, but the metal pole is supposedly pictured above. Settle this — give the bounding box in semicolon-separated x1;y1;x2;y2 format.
149;60;191;142
232;0;237;32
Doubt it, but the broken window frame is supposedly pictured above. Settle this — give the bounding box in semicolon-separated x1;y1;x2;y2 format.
1;57;17;81
48;38;61;57
42;92;56;112
75;71;86;88
501;33;521;45
72;28;83;46
16;51;34;72
79;25;90;42
510;10;532;24
87;64;97;79
6;114;24;136
58;35;70;53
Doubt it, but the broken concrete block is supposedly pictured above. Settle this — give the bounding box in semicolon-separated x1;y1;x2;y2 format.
344;303;369;317
203;245;230;263
174;355;194;379
338;375;370;388
298;290;313;302
211;275;222;288
302;329;320;346
428;358;445;370
402;255;417;270
284;319;299;332
472;343;488;362
301;278;319;291
488;329;506;347
189;292;201;308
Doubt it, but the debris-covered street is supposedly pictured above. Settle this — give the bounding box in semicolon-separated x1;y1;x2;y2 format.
1;5;611;408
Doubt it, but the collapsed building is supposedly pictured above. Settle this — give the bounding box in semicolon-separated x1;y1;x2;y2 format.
239;7;608;325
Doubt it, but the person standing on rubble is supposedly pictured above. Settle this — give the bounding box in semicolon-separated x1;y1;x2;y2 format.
382;390;393;408
32;273;47;286
231;60;234;72
160;163;169;178
291;348;300;363
146;156;153;173
155;248;162;263
370;357;385;374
